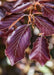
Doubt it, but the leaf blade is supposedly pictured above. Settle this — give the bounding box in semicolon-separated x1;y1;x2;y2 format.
35;16;54;36
5;25;31;66
13;0;30;8
42;6;54;23
0;13;24;30
11;2;32;13
29;36;50;65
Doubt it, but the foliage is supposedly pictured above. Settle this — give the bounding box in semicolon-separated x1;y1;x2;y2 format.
0;0;54;66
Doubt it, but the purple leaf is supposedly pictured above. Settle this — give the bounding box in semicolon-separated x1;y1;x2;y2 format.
29;36;50;65
43;3;54;8
13;0;30;8
0;13;24;30
0;27;14;37
0;6;7;20
5;28;14;36
3;1;16;12
37;0;54;3
35;16;54;36
11;2;32;13
42;6;54;23
0;30;5;37
5;25;31;66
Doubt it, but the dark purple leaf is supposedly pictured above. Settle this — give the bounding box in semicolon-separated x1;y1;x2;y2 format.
11;2;32;13
42;6;54;23
29;36;50;65
35;16;54;36
5;25;31;66
0;13;24;30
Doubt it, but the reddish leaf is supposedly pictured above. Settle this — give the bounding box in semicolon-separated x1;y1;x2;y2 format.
29;36;50;65
11;2;32;13
42;6;54;23
0;13;24;30
5;25;31;66
35;16;54;36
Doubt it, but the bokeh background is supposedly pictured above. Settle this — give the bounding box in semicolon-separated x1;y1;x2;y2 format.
0;0;54;75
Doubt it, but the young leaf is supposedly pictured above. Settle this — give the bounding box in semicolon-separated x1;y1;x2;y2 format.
35;16;54;36
11;2;32;13
0;13;24;30
5;25;31;66
29;36;50;65
42;6;54;23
